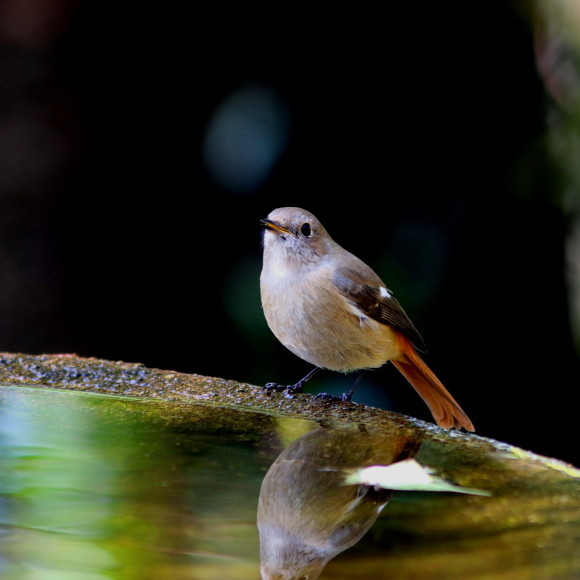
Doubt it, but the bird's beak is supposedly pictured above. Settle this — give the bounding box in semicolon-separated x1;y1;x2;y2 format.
261;218;293;236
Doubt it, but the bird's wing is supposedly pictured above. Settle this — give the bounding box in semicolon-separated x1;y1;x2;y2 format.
332;265;426;352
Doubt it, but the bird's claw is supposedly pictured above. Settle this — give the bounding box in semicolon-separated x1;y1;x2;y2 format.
313;391;353;403
261;382;305;398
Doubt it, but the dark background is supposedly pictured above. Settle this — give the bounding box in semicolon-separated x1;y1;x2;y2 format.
1;2;579;464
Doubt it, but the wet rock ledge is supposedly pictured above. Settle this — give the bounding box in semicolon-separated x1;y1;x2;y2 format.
0;352;429;429
0;351;576;473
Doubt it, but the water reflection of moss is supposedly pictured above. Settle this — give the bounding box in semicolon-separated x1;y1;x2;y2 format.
0;388;266;579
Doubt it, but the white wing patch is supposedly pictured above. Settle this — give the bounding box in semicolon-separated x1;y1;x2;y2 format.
380;286;392;299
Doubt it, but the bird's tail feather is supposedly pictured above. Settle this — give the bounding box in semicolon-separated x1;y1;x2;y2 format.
392;335;474;432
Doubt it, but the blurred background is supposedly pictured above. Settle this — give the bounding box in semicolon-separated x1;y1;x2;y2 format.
0;1;579;464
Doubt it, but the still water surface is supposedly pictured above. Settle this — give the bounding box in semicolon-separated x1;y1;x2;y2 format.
1;385;578;580
0;386;281;579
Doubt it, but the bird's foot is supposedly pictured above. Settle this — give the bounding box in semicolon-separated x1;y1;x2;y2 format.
261;381;305;399
313;373;361;404
313;391;353;403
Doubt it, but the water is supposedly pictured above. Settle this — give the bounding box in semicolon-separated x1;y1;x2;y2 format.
0;386;286;579
1;385;579;580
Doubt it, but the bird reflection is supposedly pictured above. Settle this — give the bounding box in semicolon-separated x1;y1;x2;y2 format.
257;424;420;580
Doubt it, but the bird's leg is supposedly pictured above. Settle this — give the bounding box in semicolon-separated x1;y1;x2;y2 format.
341;372;364;402
314;372;364;403
261;366;321;397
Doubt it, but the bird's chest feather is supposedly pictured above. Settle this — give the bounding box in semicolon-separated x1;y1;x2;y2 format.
261;264;397;370
261;268;320;327
261;266;372;338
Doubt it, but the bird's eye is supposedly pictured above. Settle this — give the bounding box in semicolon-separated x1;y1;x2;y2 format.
300;223;311;236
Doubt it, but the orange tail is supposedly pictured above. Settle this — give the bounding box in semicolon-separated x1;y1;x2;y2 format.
392;334;474;432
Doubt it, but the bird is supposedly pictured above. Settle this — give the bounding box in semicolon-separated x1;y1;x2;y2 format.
257;425;417;579
259;206;474;431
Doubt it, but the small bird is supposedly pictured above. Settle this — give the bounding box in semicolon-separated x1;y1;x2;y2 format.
258;426;416;579
260;207;474;431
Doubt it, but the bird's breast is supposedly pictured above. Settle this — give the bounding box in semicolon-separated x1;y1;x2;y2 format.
260;269;400;372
